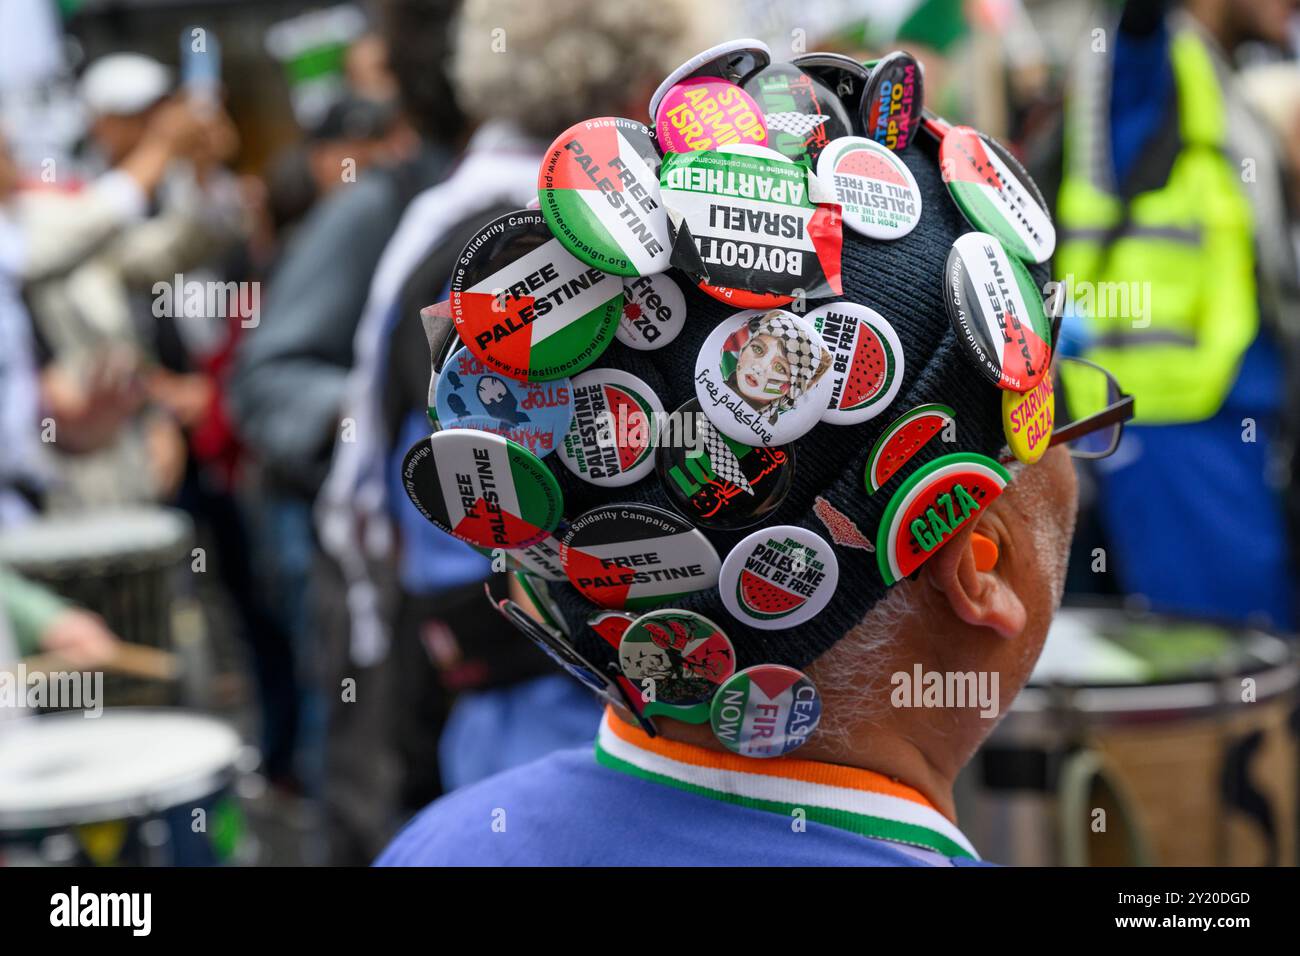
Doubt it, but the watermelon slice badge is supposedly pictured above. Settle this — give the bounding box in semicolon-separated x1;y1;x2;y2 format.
810;302;903;424
719;525;839;630
865;403;955;494
736;569;806;620
816;136;922;240
559;368;663;487
876;453;1011;586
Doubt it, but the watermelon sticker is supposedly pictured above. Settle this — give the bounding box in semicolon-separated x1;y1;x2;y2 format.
648;38;771;122
808;301;904;424
618;609;735;718
939;125;1055;263
718;525;839;630
862;51;923;152
656;399;795;530
435;346;573;458
694;309;834;448
401;430;563;550
449;210;621;382
876;452;1011;586
617;273;686;350
709;664;822;758
538;117;670;277
945;231;1052;393
655;78;769;154
588;609;636;649
660;146;843;300
1002;370;1054;464
816;136;921;240
741;63;852;165
865;403;955;494
561;504;720;610
558;368;663;487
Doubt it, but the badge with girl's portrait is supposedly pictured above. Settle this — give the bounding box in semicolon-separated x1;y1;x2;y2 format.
694;309;834;447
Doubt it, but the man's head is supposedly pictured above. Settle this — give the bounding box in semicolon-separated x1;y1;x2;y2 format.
79;54;174;165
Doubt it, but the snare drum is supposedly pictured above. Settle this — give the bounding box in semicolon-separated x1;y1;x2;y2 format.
960;608;1299;866
0;709;250;866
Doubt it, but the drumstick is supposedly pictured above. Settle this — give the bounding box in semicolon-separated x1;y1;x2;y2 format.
11;643;179;682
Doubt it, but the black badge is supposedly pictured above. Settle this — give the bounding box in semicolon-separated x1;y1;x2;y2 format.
742;63;854;166
792;52;870;130
861;51;924;152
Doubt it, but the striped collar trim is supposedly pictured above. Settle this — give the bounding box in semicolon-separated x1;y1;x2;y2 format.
595;709;978;860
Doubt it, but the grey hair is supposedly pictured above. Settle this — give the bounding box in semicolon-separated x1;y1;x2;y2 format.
451;0;733;139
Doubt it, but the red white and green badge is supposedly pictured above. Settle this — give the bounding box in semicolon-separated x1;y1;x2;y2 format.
660;146;843;299
588;609;636;649
538;117;670;277
401;430;563;550
617;273;686;350
561;504;721;610
816;136;921;240
558;368;663;487
709;664;823;757
876;452;1011;586
618;609;736;722
939;125;1056;263
449;210;622;382
865;403;955;494
719;524;839;630
944;231;1052;393
501;531;566;580
808;301;904;424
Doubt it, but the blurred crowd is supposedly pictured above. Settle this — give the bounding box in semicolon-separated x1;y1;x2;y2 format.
2;0;1300;864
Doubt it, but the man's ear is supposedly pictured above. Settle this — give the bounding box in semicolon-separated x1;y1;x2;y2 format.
922;524;1026;639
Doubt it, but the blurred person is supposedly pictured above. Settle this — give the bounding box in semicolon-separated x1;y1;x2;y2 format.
315;0;725;862
0;568;119;671
1053;0;1300;629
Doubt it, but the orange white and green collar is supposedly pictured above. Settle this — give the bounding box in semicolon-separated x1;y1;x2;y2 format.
595;708;979;860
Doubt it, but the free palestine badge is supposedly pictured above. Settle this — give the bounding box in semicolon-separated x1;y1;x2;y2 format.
617;273;686;350
694;309;834;447
558;368;664;487
401;430;563;550
876;452;1011;586
618;609;735;720
561;503;720;610
718;524;839;630
659;146;843;299
435;346;573;457
710;665;822;757
816;136;921;240
938;125;1056;263
538;117;671;276
808;301;904;424
944;231;1052;393
449;210;622;382
500;531;566;581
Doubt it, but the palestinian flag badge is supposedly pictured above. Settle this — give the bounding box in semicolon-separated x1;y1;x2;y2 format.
618;609;736;722
449;210;622;382
710;665;822;758
538;117;671;277
876;452;1011;586
401;430;563;550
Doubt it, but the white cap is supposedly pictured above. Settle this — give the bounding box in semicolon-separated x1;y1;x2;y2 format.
79;53;173;117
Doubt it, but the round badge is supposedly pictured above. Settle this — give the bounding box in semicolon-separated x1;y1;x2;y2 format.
1002;371;1055;464
861;51;923;152
449;210;622;382
588;609;636;649
876;452;1011;586
710;665;822;758
617;273;686;350
558;368;663;487
648;38;772;122
656;77;769;154
793;52;869;118
435;346;573;458
741;63;853;166
503;531;567;581
561;503;721;610
656;399;795;530
718;525;839;630
538;117;670;277
514;570;570;636
864;403;955;495
618;609;736;708
694;310;834;447
401;430;563;550
807;302;904;424
816;136;921;240
697;282;793;310
944;231;1052;393
938;125;1056;263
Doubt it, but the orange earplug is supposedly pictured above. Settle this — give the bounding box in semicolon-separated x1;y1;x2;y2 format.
971;532;999;572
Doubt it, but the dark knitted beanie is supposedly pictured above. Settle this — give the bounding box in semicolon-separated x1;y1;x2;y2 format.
540;137;1050;675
